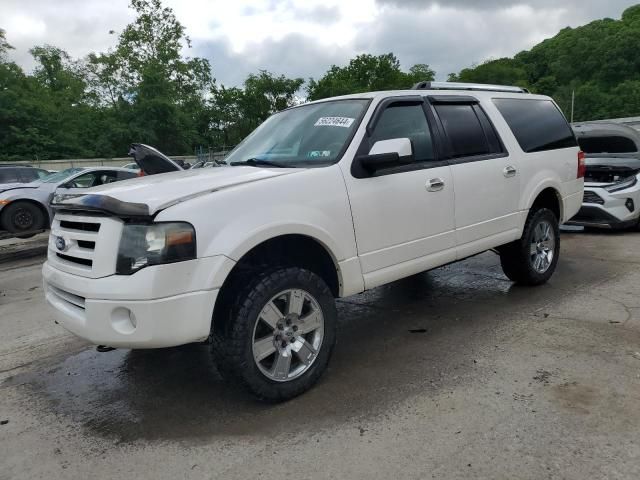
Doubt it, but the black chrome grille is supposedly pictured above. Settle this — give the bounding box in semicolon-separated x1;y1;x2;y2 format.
583;191;604;205
56;253;93;267
59;220;101;232
77;240;96;250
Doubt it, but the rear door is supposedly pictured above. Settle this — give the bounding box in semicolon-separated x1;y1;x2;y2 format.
429;96;520;258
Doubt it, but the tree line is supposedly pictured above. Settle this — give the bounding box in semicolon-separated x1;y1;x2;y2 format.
451;4;640;122
1;0;640;161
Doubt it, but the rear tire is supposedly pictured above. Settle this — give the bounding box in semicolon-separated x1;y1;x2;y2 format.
499;208;560;286
1;201;45;235
212;267;337;402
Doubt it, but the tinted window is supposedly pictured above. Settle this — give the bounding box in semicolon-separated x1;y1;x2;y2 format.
370;104;435;162
18;168;40;182
578;136;637;154
493;98;577;153
0;168;20;183
434;104;490;158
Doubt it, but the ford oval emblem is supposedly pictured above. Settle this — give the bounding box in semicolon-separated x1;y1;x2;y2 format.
55;236;66;251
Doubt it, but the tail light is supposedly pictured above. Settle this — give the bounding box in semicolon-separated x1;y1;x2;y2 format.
577;151;586;179
137;170;145;177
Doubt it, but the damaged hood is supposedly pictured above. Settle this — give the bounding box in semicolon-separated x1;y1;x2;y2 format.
585;157;640;184
52;166;301;216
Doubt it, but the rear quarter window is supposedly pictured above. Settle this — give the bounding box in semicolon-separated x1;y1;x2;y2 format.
493;98;577;153
0;168;20;183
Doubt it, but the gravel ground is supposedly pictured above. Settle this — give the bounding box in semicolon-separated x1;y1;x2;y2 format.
1;229;639;479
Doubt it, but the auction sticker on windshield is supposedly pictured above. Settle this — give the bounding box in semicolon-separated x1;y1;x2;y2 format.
314;117;355;128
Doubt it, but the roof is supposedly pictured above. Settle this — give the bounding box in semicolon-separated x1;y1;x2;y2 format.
305;89;550;105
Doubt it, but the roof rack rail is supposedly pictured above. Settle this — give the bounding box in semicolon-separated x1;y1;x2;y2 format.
412;81;529;94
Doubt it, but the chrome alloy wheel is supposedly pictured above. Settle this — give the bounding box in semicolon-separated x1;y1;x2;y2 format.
530;220;555;273
252;289;325;382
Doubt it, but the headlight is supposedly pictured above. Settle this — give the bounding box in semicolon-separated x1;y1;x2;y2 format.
604;175;638;193
116;222;196;275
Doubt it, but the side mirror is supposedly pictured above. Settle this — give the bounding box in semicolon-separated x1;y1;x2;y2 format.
355;138;414;175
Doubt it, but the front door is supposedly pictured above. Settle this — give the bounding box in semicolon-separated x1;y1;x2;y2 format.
341;98;456;289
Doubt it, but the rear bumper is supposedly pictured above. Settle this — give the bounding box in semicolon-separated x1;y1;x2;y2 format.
42;256;233;348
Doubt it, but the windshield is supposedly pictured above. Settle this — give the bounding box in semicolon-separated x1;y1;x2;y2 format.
224;99;369;167
34;168;86;184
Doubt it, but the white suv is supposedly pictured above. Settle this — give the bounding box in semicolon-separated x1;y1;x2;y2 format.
43;82;584;401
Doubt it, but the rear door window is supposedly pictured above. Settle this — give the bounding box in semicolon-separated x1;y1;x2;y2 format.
493;98;577;153
433;104;501;158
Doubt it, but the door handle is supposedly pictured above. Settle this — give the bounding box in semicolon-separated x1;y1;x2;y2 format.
503;166;517;178
427;178;445;192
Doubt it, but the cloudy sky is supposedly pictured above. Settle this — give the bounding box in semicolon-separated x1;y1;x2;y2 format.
2;0;638;86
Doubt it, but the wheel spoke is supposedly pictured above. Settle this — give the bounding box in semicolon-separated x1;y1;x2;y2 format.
287;290;305;315
297;308;323;335
292;339;317;366
253;336;276;362
271;351;292;380
534;255;542;272
252;287;325;383
260;301;284;329
530;243;538;256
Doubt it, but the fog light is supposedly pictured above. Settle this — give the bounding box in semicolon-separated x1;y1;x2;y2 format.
625;198;635;212
111;307;137;335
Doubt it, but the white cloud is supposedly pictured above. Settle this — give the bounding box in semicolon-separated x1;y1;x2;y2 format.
1;0;637;85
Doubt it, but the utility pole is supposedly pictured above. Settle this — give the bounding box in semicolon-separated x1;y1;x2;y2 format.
570;89;575;123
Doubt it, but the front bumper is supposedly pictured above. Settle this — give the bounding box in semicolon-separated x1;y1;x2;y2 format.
42;256;234;348
567;183;640;229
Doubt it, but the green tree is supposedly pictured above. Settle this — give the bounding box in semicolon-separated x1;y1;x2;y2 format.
451;4;640;121
307;53;434;100
87;0;213;155
208;71;304;147
0;28;13;59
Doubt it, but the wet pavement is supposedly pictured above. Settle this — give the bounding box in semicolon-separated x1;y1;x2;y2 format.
1;230;640;479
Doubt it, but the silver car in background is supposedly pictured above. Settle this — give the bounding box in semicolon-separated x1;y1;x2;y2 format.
568;122;640;230
0;167;138;236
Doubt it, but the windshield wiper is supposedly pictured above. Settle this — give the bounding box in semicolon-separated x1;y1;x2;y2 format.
229;158;289;168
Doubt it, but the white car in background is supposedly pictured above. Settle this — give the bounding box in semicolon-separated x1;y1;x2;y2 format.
569;122;640;230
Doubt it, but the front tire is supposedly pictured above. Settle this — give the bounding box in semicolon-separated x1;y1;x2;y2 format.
212;267;337;402
499;208;560;286
1;201;45;234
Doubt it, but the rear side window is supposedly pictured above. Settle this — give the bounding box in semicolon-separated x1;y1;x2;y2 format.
493;98;577;153
0;168;19;183
434;104;501;158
